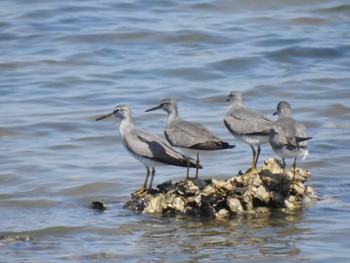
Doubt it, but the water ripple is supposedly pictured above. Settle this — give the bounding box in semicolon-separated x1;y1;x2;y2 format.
1;0;350;262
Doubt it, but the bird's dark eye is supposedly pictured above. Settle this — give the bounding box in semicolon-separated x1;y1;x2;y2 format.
160;102;166;106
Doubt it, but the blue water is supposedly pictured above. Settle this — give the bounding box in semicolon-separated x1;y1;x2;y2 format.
1;0;350;262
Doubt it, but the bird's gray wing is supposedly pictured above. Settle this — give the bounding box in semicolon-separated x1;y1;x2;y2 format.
165;126;233;150
284;136;311;151
165;118;229;149
286;121;311;150
124;128;197;167
178;120;220;139
272;118;311;151
164;126;198;148
224;108;271;135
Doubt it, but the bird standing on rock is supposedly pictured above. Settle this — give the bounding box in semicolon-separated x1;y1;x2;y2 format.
146;98;235;179
269;101;311;177
224;91;272;172
96;104;200;195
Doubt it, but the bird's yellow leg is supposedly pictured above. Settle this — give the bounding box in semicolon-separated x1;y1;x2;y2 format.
132;167;150;197
186;160;190;180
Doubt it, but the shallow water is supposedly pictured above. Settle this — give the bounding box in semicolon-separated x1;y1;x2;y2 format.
1;0;350;262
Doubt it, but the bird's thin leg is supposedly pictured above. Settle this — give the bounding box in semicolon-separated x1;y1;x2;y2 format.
282;158;286;175
250;145;257;170
255;145;261;169
186;160;190;180
195;153;200;179
143;167;150;189
133;167;150;197
149;168;155;189
292;158;297;182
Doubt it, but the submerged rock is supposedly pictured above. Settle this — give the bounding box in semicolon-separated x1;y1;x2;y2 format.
124;158;317;218
90;200;107;211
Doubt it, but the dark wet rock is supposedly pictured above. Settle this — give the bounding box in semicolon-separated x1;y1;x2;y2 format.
124;158;317;218
157;180;175;194
190;178;212;190
90;200;107;211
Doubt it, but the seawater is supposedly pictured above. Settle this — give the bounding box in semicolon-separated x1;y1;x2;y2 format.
1;0;350;262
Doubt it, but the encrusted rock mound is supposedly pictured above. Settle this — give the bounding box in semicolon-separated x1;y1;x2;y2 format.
124;158;317;218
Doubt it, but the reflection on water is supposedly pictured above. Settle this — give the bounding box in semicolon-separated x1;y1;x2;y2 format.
0;210;308;261
135;211;306;260
1;0;350;262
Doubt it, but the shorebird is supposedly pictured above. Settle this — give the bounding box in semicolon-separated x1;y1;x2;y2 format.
269;101;311;176
224;91;272;171
96;104;200;194
145;98;235;178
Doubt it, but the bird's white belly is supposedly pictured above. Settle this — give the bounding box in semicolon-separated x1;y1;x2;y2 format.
235;134;269;145
273;147;309;160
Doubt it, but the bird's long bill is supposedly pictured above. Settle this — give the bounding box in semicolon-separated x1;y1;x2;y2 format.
145;105;161;112
96;112;113;121
273;111;278;116
225;95;232;102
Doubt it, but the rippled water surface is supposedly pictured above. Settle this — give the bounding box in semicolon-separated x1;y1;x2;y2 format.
1;0;350;262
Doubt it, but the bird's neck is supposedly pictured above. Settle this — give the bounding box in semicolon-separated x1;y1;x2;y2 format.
279;110;291;119
119;116;134;137
167;110;179;127
232;97;243;107
227;99;243;114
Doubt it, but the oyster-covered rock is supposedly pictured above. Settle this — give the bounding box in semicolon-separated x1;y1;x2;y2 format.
227;197;244;214
123;158;317;218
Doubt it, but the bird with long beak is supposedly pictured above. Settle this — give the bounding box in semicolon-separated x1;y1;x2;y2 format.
146;98;235;179
96;104;200;194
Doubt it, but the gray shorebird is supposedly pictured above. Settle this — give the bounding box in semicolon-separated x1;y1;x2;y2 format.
145;98;235;178
96;104;200;194
224;91;272;171
269;101;311;176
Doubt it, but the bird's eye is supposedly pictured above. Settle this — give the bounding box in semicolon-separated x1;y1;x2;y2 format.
160;102;166;106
